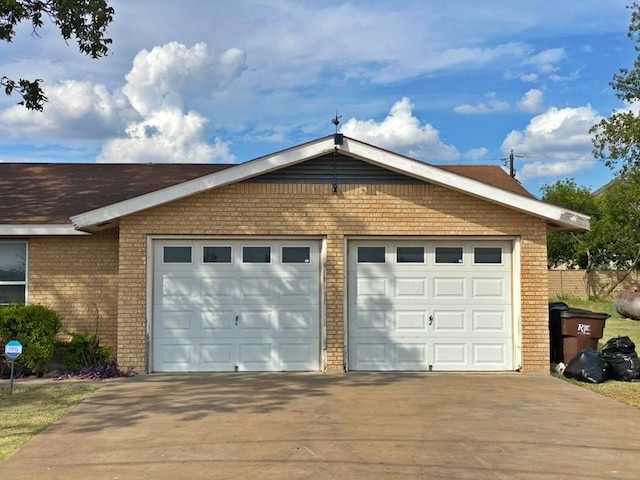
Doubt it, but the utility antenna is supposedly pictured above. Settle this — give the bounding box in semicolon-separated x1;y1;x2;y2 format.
501;149;525;178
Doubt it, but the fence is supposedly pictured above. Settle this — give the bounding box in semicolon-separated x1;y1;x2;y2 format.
548;270;640;299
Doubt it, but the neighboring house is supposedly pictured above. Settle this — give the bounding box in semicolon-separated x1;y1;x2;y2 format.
0;135;589;374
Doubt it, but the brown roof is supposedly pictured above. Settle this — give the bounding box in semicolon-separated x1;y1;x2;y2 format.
0;163;231;224
437;165;533;198
0;162;533;225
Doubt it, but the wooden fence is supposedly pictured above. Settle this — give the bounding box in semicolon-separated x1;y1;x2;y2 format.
548;270;640;299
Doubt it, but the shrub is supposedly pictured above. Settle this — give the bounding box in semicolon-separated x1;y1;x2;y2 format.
56;332;112;372
0;304;62;376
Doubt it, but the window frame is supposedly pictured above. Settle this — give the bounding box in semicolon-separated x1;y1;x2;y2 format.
202;245;233;264
162;245;193;264
434;246;465;265
0;240;28;305
473;246;504;265
281;245;312;264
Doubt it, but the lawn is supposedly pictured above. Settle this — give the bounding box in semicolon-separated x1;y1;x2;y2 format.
0;383;99;461
561;296;640;409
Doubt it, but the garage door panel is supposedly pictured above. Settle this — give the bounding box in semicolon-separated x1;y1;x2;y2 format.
279;309;316;334
395;277;427;297
352;309;387;334
240;277;272;297
200;310;235;335
472;310;507;332
153;239;320;372
199;343;234;371
471;277;507;298
357;277;387;296
155;310;194;338
432;310;466;332
395;342;429;369
278;341;317;369
433;342;467;366
239;310;273;331
432;277;465;298
200;277;234;298
238;342;272;370
395;311;428;331
472;343;508;367
154;342;195;372
349;240;513;372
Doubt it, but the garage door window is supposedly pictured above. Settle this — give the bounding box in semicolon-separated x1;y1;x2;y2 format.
163;246;192;263
435;247;463;264
357;246;385;263
0;242;27;305
243;246;271;263
474;247;502;264
396;246;424;263
203;246;232;263
282;246;311;263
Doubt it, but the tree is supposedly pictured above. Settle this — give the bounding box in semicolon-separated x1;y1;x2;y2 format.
0;0;114;111
541;179;599;269
591;3;640;172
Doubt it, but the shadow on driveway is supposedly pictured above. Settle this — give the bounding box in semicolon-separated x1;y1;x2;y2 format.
1;373;639;479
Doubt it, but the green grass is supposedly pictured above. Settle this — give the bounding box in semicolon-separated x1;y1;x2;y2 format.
0;383;99;461
558;296;640;409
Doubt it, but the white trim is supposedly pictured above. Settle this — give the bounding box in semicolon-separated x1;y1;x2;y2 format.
339;138;589;231
512;237;522;371
0;224;90;236
69;135;589;232
71;137;335;230
146;235;154;374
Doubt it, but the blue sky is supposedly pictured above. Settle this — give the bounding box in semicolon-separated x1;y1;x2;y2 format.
0;0;635;196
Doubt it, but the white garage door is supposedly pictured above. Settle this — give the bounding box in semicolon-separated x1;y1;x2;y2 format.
153;239;321;372
348;240;513;371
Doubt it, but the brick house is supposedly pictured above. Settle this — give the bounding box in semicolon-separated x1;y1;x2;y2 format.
0;135;588;373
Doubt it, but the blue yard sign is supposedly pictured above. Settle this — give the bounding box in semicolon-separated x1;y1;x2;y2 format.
5;340;23;361
4;340;23;394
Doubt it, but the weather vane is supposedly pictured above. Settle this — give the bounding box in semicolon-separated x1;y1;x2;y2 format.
332;111;341;134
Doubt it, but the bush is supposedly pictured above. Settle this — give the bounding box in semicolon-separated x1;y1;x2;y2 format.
56;332;112;372
0;304;62;376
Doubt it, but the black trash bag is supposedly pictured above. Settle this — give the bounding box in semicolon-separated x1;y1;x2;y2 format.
601;336;640;381
563;348;608;384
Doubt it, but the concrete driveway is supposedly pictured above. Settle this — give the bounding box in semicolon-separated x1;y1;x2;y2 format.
1;373;639;479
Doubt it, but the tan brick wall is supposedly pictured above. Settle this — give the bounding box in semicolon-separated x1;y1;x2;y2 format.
117;183;549;373
28;229;119;349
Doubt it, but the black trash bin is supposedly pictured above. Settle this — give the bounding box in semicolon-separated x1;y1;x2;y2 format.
549;302;610;365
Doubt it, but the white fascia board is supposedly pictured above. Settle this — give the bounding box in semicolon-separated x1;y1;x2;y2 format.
71;137;337;230
0;224;90;236
340;138;590;231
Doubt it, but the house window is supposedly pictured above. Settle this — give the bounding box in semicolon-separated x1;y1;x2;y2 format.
435;247;463;264
474;247;502;264
0;242;27;305
203;246;232;263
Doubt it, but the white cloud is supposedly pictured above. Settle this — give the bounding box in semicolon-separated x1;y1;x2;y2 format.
501;105;601;180
0;80;133;140
341;97;460;161
465;147;489;160
524;48;566;66
98;108;234;163
454;92;509;115
519;73;539;83
518;89;545;113
97;42;245;163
